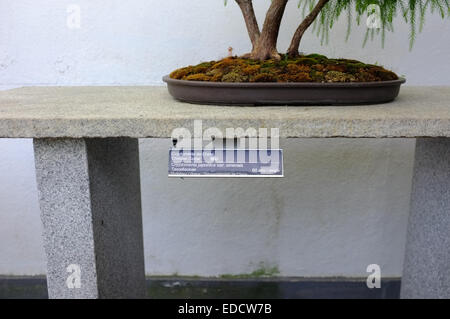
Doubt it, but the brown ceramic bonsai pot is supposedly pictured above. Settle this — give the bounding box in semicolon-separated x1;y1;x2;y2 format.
163;76;406;106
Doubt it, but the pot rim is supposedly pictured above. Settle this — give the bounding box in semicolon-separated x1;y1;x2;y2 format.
163;75;406;88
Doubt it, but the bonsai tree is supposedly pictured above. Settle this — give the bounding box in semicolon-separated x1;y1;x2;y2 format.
166;0;448;104
230;0;450;60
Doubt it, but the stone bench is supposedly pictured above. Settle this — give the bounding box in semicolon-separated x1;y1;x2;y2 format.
0;86;449;299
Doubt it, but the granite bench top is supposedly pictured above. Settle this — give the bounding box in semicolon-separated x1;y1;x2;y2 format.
0;86;449;138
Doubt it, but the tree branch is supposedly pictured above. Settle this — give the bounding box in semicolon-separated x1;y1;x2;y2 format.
287;0;330;57
251;0;289;60
235;0;260;50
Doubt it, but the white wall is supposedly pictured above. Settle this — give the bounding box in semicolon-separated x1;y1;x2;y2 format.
0;0;449;277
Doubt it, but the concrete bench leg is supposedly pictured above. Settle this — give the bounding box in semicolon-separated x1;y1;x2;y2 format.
33;138;146;299
401;138;450;298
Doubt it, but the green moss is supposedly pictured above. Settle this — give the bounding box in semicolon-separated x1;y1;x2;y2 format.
170;54;399;83
220;266;280;279
295;57;319;65
260;61;277;68
197;61;214;68
336;58;362;64
244;59;260;65
305;53;328;61
346;62;367;73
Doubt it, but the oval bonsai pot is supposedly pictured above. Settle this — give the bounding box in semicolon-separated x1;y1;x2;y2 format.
163;75;406;106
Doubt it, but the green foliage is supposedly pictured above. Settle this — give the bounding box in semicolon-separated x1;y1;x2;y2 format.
299;0;450;49
225;0;450;49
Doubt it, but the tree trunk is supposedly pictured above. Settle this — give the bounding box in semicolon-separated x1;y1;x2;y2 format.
250;0;288;61
235;0;260;51
287;0;330;57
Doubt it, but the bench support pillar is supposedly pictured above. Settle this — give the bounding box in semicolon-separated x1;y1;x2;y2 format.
401;138;450;298
33;138;146;299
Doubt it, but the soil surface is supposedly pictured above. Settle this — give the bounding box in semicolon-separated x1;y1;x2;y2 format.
170;54;399;83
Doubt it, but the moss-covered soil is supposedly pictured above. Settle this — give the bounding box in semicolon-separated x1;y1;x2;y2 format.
170;54;399;83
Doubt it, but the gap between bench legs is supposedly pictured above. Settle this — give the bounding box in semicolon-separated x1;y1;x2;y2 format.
401;137;450;299
33;138;146;299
